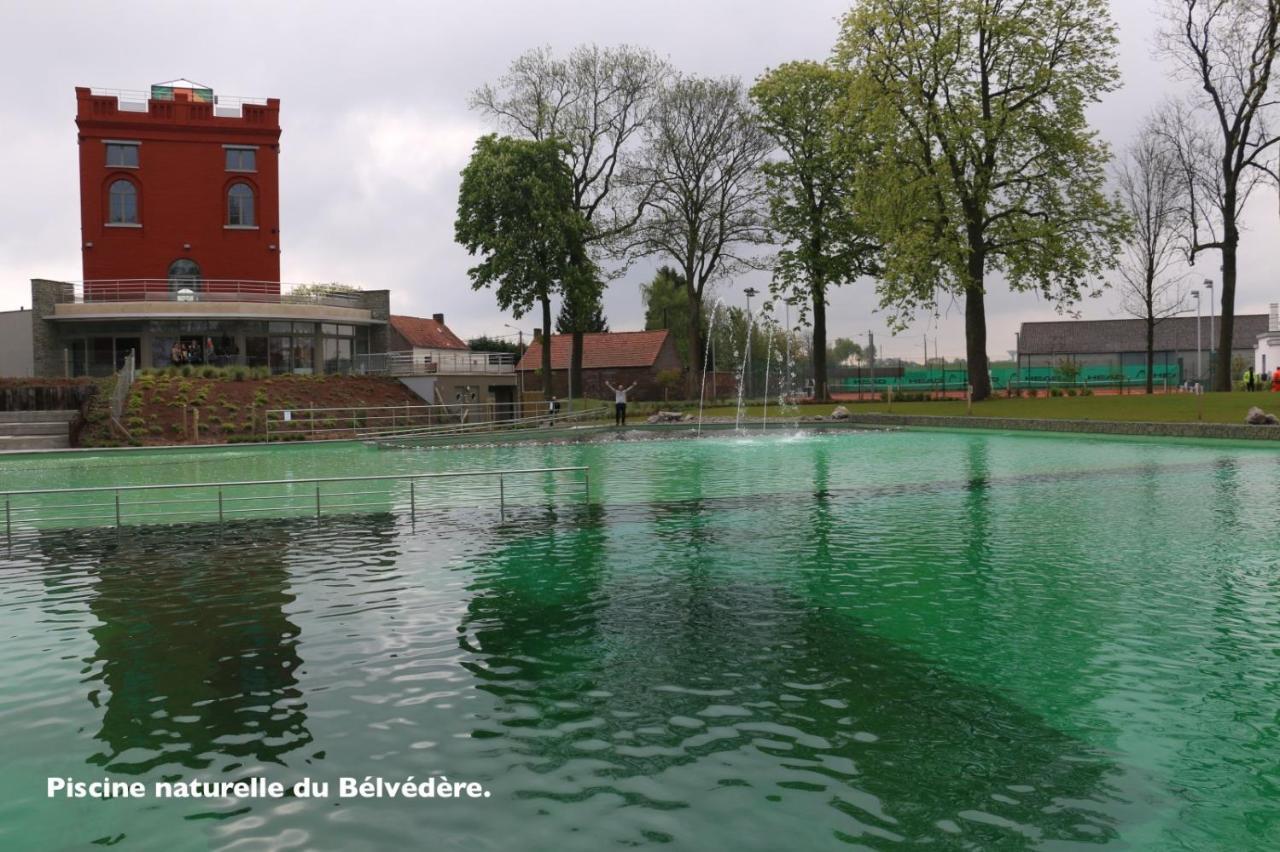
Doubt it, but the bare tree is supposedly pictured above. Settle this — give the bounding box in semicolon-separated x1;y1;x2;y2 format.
1157;0;1280;390
623;75;774;390
471;45;670;397
1116;119;1190;393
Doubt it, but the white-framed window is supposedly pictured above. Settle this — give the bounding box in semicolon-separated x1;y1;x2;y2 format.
227;182;255;226
105;142;139;168
108;179;138;224
225;147;256;171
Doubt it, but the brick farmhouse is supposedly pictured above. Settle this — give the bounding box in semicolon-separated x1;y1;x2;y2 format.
516;330;682;401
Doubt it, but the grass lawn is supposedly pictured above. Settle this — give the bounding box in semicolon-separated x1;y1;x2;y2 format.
695;391;1278;425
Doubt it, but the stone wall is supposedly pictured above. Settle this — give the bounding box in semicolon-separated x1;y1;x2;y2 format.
361;290;391;354
30;279;72;378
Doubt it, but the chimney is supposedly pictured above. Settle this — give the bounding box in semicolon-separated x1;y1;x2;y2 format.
1271;303;1279;333
432;312;445;325
532;328;542;340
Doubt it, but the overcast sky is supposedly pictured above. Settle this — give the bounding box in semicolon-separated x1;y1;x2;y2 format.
2;0;1277;361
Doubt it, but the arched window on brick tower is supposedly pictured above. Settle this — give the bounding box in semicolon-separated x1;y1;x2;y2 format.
108;179;138;224
168;258;201;298
227;182;255;227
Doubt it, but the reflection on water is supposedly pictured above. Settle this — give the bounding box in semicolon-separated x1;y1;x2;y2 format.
461;511;1123;846
2;432;1280;849
59;526;312;773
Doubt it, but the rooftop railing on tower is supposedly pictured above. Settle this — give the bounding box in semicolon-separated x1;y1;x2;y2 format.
88;88;270;117
60;280;366;309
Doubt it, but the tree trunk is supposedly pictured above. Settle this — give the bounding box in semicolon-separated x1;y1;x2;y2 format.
686;305;704;399
1145;313;1155;395
570;330;584;403
540;295;553;400
1214;229;1237;392
964;237;992;401
811;280;829;402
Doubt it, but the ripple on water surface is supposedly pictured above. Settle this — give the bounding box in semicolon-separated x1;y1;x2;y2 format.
1;431;1279;849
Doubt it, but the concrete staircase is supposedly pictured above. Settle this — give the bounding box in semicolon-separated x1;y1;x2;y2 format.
0;410;77;452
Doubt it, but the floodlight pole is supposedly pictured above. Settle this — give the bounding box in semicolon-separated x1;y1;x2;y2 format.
1192;291;1201;386
1204;279;1215;389
744;287;759;399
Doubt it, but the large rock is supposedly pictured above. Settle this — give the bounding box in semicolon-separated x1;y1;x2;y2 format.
830;405;851;420
647;410;690;424
1245;406;1280;425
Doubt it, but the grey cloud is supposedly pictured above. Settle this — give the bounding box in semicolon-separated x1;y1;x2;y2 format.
1;0;1275;357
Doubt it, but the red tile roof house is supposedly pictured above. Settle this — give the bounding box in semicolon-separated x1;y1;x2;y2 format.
389;313;468;357
388;313;518;408
516;330;683;401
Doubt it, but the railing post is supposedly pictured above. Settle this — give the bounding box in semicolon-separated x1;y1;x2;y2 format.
315;485;321;519
114;489;121;527
218;487;224;524
499;474;505;521
5;497;10;544
583;469;590;504
409;480;416;522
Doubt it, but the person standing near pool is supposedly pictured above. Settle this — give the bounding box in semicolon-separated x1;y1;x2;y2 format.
606;381;637;426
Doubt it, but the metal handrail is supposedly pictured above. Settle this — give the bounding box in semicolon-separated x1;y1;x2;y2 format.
364;405;611;442
2;466;590;542
57;280;365;308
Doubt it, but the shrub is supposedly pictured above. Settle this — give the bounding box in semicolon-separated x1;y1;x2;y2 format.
179;365;192;377
1080;387;1094;396
126;416;146;429
148;425;163;435
1049;388;1064;397
1065;388;1077;397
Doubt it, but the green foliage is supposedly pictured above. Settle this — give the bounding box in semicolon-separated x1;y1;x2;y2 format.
1054;359;1083;384
751;61;879;397
642;267;697;366
467;335;522;355
828;337;863;365
455;134;593;321
655;368;683;398
556;281;609;334
834;0;1127;397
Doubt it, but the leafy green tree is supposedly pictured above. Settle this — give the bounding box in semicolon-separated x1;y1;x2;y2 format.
828;337;863;366
557;285;609;335
641;266;696;367
751;61;879;401
455;135;592;398
473;45;669;397
835;0;1127;400
625;75;774;392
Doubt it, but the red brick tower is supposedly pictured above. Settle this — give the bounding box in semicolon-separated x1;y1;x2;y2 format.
75;80;281;298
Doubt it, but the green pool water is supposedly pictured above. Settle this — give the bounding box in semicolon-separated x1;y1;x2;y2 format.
2;430;1279;850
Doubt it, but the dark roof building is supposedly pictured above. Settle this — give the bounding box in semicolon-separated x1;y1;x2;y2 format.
1016;314;1268;386
1018;315;1268;356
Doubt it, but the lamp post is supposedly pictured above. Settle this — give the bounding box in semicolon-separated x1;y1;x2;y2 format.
743;287;759;399
504;323;524;409
1191;291;1201;386
1204;279;1215;389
